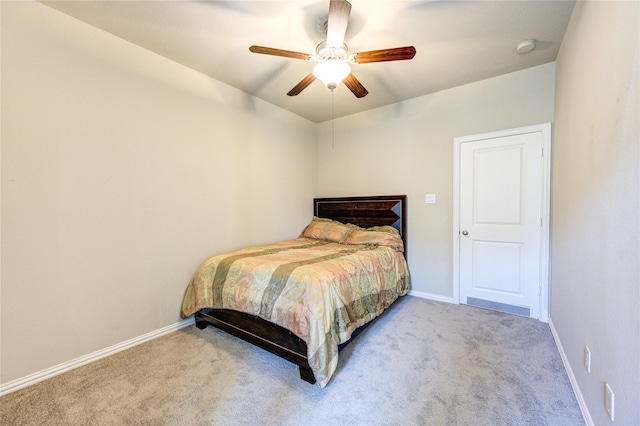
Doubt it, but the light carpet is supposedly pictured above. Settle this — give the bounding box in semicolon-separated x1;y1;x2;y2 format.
0;297;584;425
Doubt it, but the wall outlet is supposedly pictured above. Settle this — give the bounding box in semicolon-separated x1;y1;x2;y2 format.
605;382;615;421
584;345;591;373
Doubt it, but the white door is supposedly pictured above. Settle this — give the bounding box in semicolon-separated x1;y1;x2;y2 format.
455;125;550;320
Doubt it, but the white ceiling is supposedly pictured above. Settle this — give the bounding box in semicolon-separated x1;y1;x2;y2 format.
42;0;575;123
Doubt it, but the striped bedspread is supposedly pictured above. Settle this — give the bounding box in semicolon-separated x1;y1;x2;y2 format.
181;238;410;387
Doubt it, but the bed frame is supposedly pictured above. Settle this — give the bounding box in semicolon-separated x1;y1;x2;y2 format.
194;195;407;384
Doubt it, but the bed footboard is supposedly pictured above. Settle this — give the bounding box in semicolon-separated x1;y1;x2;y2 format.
195;308;316;384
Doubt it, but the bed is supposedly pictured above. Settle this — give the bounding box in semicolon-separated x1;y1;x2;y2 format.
181;195;409;387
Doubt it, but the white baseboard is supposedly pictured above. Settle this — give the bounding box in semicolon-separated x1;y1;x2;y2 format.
408;290;456;304
0;318;194;397
548;318;593;426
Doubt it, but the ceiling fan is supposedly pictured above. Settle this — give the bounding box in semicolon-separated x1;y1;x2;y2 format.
249;0;416;98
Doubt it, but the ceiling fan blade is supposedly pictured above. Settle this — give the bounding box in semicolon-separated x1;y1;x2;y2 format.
326;0;352;48
287;73;317;96
343;73;368;98
249;45;311;60
353;46;417;64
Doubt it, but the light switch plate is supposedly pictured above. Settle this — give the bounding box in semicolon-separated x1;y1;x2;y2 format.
426;194;436;204
605;383;615;421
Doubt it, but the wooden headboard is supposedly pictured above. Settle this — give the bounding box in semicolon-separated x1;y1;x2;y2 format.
313;195;407;248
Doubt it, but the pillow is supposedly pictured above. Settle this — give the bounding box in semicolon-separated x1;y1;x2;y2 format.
344;225;404;252
300;217;354;243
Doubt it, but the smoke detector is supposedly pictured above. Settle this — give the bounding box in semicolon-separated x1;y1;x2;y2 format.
516;39;536;54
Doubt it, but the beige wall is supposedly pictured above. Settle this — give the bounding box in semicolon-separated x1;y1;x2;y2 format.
552;1;639;424
1;2;316;384
317;63;556;299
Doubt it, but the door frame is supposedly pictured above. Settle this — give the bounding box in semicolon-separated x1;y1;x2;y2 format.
452;123;552;322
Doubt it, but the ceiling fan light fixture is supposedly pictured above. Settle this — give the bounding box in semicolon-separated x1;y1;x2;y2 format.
313;60;351;91
249;1;415;98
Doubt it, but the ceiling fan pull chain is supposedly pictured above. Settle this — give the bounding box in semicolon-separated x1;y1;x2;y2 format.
332;92;335;151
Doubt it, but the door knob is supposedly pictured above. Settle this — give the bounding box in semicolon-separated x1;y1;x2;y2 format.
461;230;469;236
